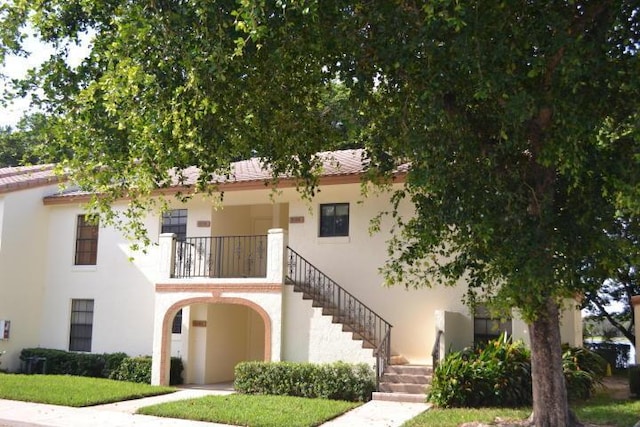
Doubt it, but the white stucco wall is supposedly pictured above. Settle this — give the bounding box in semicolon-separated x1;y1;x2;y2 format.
284;183;471;364
0;185;57;371
281;285;375;366
38;203;162;357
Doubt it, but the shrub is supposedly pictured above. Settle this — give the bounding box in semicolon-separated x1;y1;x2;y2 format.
562;346;607;400
428;334;532;408
234;361;375;402
429;337;608;408
109;356;152;384
170;357;184;385
103;352;128;378
20;348;105;377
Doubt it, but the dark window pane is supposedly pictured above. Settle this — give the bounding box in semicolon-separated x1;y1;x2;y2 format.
69;299;94;352
75;215;98;265
473;305;512;346
172;309;183;334
319;203;349;237
162;209;188;241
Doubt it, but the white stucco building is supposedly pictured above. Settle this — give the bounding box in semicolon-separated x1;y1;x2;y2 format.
0;150;587;395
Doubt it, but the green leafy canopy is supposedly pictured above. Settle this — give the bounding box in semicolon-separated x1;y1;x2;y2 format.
2;1;639;320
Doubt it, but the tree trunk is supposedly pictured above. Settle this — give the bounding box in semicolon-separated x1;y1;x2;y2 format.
528;297;576;427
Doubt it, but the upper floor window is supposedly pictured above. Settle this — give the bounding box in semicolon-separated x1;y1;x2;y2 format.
473;305;512;346
319;203;349;237
69;299;94;352
161;209;188;241
75;215;99;265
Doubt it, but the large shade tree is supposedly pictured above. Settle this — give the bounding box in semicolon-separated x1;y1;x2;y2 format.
2;1;639;425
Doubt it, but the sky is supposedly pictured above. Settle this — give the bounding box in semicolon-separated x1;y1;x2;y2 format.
0;33;91;128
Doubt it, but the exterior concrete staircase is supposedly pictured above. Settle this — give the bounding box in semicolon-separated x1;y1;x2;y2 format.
372;364;432;403
285;247;393;390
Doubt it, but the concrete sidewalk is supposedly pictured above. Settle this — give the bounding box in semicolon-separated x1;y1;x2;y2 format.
0;386;429;427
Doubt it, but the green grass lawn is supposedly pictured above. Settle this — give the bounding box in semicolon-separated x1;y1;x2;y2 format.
138;393;360;427
0;373;175;407
404;394;640;427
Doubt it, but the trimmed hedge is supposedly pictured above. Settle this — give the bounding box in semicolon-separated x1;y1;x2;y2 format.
20;348;105;377
234;361;375;402
19;348;183;385
110;356;152;383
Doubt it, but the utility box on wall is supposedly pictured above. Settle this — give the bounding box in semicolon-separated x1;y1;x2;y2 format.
0;320;10;340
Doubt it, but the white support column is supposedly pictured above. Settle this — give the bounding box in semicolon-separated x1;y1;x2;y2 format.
266;228;287;284
159;233;176;280
633;295;640;364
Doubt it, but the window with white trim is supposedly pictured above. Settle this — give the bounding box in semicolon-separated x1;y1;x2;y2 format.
75;215;99;265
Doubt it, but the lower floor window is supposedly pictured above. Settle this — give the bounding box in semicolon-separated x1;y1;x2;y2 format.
69;299;94;352
474;305;512;345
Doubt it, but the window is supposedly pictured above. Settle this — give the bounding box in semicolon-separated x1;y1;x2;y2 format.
474;305;512;345
75;215;99;265
319;203;349;237
69;299;94;352
161;209;188;241
172;309;183;334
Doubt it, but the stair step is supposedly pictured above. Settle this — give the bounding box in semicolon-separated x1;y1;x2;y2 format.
372;392;427;403
384;365;432;376
381;373;431;384
378;382;428;394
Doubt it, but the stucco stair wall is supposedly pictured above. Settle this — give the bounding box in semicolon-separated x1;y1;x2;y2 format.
292;283;377;349
373;365;432;403
283;284;375;366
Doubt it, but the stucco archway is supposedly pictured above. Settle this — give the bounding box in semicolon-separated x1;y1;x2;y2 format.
158;296;273;385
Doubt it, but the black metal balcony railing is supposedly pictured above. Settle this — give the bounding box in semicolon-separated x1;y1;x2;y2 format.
285;247;392;388
173;235;267;279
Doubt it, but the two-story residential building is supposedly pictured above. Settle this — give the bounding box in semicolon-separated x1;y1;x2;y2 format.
0;149;587;399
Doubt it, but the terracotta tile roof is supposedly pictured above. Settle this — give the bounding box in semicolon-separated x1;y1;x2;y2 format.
0;149;405;201
168;149;371;187
0;164;60;194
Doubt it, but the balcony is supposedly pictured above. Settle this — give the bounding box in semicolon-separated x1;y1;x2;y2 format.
158;229;286;283
174;235;267;278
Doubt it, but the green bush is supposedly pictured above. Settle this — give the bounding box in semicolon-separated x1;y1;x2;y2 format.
19;348;184;386
170;357;184;385
428;335;532;408
102;352;128;378
234;361;375;402
20;348;105;377
562;346;607;400
428;337;608;408
109;356;152;384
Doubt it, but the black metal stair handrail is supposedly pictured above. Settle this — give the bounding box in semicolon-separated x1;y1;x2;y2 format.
286;247;392;388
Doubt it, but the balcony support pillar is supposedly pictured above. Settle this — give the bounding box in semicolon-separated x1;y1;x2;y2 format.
266;228;287;284
159;233;176;280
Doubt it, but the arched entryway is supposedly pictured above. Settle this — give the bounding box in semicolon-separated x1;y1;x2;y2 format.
154;294;275;386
